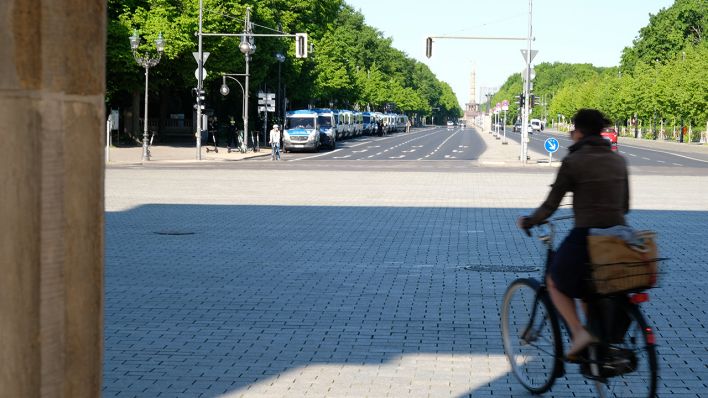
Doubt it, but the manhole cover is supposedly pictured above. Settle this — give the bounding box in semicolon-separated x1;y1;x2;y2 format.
153;231;196;236
462;264;539;273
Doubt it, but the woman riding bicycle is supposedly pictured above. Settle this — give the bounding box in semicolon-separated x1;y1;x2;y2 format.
517;108;629;360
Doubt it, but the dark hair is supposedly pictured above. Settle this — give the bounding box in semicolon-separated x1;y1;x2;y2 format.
572;108;609;136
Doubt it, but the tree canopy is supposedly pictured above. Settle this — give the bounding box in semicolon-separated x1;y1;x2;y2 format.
488;0;707;136
107;0;462;127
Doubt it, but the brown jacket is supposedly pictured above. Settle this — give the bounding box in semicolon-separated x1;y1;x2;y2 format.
528;135;629;228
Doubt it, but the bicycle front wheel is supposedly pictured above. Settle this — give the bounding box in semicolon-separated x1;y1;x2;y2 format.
594;303;658;398
501;278;563;394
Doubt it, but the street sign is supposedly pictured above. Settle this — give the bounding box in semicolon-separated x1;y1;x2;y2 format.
544;137;559;153
192;52;210;65
520;49;538;63
194;67;207;80
502;100;509;111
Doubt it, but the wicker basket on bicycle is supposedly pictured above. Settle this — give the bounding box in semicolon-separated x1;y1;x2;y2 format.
587;230;660;295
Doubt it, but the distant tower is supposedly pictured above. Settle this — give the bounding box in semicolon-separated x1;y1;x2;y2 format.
468;66;477;110
464;65;479;123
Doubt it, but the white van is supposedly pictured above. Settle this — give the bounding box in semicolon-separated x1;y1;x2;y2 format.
530;119;544;132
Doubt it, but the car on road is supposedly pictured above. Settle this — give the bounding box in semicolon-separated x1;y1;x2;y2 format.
446;121;454;129
601;126;619;151
530;118;544;132
512;121;522;132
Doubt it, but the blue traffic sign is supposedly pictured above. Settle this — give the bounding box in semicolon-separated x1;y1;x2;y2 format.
544;137;560;153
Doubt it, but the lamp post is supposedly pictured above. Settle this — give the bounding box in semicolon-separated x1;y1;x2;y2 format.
238;8;256;153
130;30;165;161
275;52;285;125
220;74;247;151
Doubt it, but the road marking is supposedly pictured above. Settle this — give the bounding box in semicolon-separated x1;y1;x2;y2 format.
642;157;651;160
292;148;342;161
352;149;367;153
657;160;665;163
332;155;351;159
389;155;405;159
673;163;683;166
619;143;708;164
629;153;637;157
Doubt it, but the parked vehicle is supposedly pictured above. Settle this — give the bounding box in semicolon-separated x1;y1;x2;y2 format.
530;118;544;132
312;108;336;149
283;110;320;152
446;121;454;129
362;112;377;135
513;120;522;132
601;126;619;151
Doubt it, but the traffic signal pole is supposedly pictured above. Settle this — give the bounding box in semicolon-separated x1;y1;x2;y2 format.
521;0;533;165
196;0;204;160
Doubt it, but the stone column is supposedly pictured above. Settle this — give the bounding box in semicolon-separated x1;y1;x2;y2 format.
0;1;105;397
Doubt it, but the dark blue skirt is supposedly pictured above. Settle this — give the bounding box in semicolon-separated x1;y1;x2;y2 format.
549;227;590;298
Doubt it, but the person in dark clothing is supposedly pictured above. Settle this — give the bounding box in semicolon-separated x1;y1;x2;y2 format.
517;108;629;360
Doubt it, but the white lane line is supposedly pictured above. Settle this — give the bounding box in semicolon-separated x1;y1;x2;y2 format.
642;157;651;160
629;153;637;157
620;143;708;164
672;163;683;166
292;148;342;161
657;160;665;163
352;149;368;153
389;155;405;159
332;155;351;159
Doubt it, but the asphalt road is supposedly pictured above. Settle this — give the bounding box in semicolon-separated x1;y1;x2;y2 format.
264;126;486;162
503;128;708;170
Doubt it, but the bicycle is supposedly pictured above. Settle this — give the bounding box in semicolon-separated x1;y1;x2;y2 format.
500;216;659;397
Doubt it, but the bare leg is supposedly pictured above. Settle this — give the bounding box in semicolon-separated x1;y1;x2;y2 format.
546;275;582;335
546;275;595;356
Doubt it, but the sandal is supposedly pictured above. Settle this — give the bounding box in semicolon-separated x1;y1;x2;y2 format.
565;328;597;362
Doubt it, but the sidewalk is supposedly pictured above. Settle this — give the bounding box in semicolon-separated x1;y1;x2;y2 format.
473;125;548;166
105;143;271;164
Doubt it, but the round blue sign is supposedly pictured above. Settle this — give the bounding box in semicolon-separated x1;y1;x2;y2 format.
544;137;560;153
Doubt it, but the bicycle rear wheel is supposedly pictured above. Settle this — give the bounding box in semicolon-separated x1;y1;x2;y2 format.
501;278;563;394
593;303;658;398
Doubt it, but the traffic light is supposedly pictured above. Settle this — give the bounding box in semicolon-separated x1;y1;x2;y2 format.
425;37;433;59
529;94;535;109
295;33;308;58
193;88;206;110
516;93;525;108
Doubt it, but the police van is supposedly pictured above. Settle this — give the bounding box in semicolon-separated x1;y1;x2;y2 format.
283;110;320;152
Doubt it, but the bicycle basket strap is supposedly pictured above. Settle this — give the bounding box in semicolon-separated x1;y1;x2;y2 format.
587;230;659;295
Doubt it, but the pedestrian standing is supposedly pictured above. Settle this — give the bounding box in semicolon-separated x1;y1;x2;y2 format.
269;124;281;160
406;119;411;133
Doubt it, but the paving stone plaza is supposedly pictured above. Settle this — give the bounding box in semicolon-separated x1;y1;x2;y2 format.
104;163;708;397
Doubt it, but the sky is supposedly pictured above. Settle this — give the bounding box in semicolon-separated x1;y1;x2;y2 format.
345;0;676;109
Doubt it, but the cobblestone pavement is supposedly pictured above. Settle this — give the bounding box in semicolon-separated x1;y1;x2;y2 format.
104;165;708;397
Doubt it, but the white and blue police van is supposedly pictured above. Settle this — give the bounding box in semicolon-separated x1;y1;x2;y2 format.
283;110;320;152
312;108;336;149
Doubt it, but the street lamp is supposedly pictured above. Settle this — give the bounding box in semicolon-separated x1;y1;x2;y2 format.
129;30;165;161
275;52;285;125
237;8;256;153
220;74;247;152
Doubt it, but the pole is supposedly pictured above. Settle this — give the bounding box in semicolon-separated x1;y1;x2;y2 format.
503;109;507;144
243;8;251;153
196;0;203;160
106;117;111;163
142;66;150;161
521;0;533;165
278;61;282;125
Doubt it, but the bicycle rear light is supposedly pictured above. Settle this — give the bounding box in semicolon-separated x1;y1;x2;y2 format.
629;293;649;304
645;327;656;345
